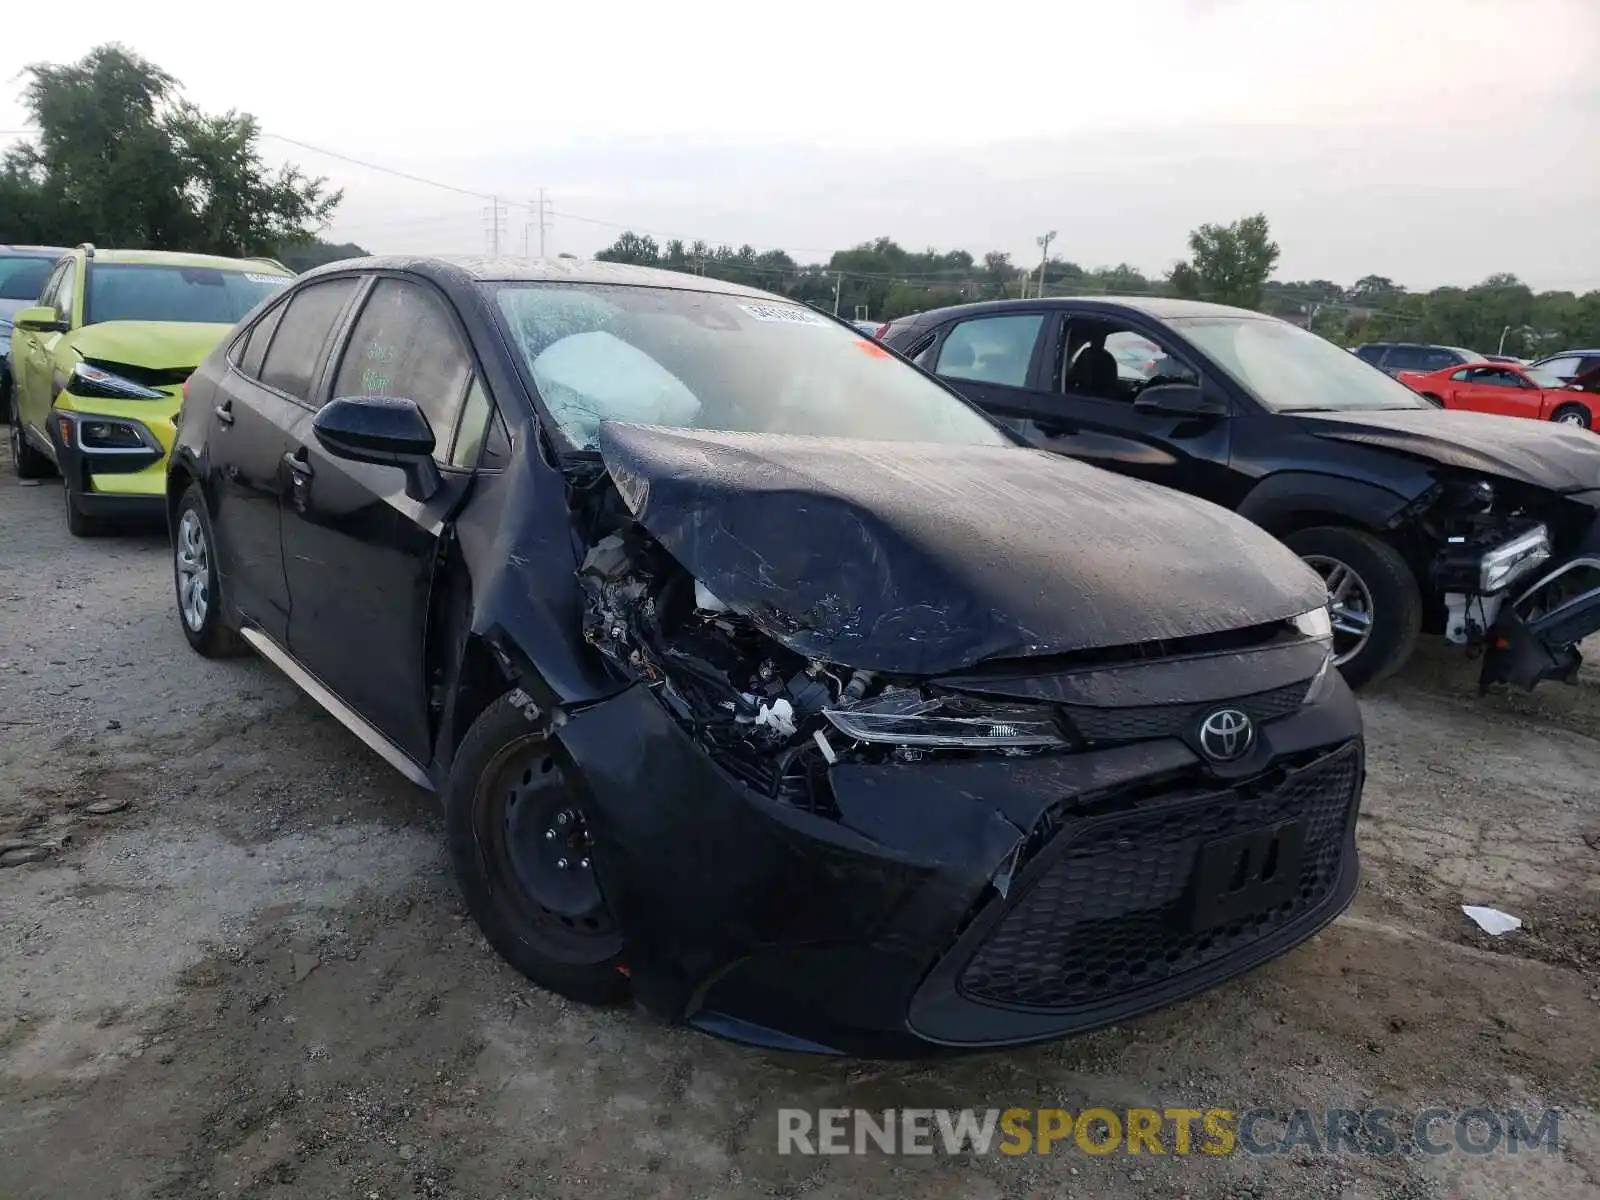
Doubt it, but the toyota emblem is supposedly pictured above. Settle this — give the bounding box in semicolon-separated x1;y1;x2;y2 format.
1198;708;1254;762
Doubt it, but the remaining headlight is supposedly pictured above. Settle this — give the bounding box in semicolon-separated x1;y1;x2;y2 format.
1290;606;1333;641
67;361;165;400
1479;525;1551;593
823;689;1065;748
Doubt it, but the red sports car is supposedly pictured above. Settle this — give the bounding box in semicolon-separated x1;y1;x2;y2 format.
1396;362;1595;430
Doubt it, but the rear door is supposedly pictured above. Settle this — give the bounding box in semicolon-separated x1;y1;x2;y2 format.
206;276;361;643
917;308;1054;425
278;274;481;765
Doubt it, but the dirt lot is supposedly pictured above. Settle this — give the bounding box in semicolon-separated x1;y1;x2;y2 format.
2;456;1598;1200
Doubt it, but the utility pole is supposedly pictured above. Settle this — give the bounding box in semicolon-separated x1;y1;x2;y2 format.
1036;230;1056;301
483;196;506;257
833;271;843;316
528;188;553;259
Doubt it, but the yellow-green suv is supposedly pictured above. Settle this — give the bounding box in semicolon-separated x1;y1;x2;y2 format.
8;246;293;535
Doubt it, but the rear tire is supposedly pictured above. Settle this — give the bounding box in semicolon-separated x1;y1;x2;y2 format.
445;693;629;1006
1551;402;1592;430
1284;526;1422;690
173;483;246;657
8;394;54;480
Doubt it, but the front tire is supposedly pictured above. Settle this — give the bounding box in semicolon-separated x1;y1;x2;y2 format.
173;483;246;657
1284;526;1422;689
63;479;102;537
445;693;629;1006
8;394;54;480
1551;402;1592;430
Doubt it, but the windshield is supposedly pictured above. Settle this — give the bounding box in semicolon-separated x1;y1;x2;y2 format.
0;255;56;303
491;283;1011;449
1524;367;1569;390
86;264;291;326
1171;316;1432;413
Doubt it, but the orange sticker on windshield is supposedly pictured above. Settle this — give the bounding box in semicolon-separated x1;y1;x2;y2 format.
853;338;890;358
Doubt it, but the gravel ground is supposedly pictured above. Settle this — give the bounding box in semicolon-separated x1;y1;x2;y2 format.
2;455;1599;1200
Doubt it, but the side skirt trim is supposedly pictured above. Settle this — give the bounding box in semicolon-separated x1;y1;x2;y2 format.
239;626;435;792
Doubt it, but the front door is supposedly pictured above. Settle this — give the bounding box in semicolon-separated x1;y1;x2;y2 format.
1444;366;1542;420
279;275;478;765
14;260;72;442
1020;313;1232;500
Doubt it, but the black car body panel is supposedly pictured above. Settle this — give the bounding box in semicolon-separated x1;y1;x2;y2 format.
599;422;1324;675
1301;408;1600;494
171;259;1364;1056
890;296;1600;688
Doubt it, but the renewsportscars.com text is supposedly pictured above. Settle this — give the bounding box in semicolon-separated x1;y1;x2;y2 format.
777;1107;1562;1158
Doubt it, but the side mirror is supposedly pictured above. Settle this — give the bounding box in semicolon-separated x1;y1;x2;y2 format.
313;395;442;502
1133;383;1228;418
13;305;65;333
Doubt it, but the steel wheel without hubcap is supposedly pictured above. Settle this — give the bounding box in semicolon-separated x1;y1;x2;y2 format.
175;508;210;632
477;741;621;965
1302;554;1374;666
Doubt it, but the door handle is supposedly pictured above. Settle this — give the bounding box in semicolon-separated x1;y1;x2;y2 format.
283;448;313;480
214;400;234;426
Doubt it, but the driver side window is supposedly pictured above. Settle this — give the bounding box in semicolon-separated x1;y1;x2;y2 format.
1057;320;1198;403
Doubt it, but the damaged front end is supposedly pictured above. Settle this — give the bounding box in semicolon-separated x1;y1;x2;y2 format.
552;426;1363;1055
1412;474;1600;690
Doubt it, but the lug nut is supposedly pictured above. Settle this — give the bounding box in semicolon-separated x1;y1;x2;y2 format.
544;829;556;840
579;858;590;869
556;857;569;870
556;811;570;826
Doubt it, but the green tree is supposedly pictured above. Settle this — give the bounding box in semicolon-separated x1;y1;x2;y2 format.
1169;213;1280;310
981;251;1015;297
4;44;339;253
594;231;661;265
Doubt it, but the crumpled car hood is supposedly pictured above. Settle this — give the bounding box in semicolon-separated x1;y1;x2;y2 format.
1303;408;1600;494
597;423;1325;675
65;321;231;370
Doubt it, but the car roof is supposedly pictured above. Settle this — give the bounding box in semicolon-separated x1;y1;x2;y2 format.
900;295;1278;326
86;248;293;272
299;254;784;301
1536;349;1600;358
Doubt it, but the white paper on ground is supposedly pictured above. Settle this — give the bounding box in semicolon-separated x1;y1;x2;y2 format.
1462;905;1522;935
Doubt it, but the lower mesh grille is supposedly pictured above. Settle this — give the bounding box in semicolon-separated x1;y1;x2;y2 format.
958;744;1360;1011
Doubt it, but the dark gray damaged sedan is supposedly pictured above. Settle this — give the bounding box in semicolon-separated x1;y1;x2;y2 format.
167;257;1362;1055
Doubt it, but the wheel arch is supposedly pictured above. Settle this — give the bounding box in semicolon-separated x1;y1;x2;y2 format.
1236;472;1412;539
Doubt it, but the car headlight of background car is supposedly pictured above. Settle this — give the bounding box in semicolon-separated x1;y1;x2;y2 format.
65;361;166;400
1480;525;1550;593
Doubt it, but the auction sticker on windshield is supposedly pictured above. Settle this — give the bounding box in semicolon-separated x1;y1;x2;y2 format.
741;302;828;326
244;273;291;286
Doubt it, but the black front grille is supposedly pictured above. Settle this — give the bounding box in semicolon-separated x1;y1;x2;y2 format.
958;743;1359;1011
1061;680;1307;745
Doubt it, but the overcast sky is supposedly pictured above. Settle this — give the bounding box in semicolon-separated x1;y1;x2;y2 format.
4;0;1598;289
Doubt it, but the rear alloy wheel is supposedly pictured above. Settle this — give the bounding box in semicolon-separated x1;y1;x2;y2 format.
446;693;628;1005
1551;402;1592;430
1284;526;1422;690
8;394;54;480
173;484;246;657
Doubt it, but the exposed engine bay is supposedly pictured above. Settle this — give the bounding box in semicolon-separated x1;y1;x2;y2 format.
574;518;1059;817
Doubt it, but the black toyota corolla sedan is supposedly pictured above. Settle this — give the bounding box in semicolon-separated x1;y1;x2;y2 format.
167;258;1362;1056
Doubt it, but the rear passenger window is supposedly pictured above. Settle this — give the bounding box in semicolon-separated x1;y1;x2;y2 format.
333;279;473;450
238;301;287;378
1355;345;1387;365
259;278;359;400
934;314;1044;387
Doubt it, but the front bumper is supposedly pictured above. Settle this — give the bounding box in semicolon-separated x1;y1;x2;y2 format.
48;392;176;506
1480;551;1600;691
555;668;1364;1057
